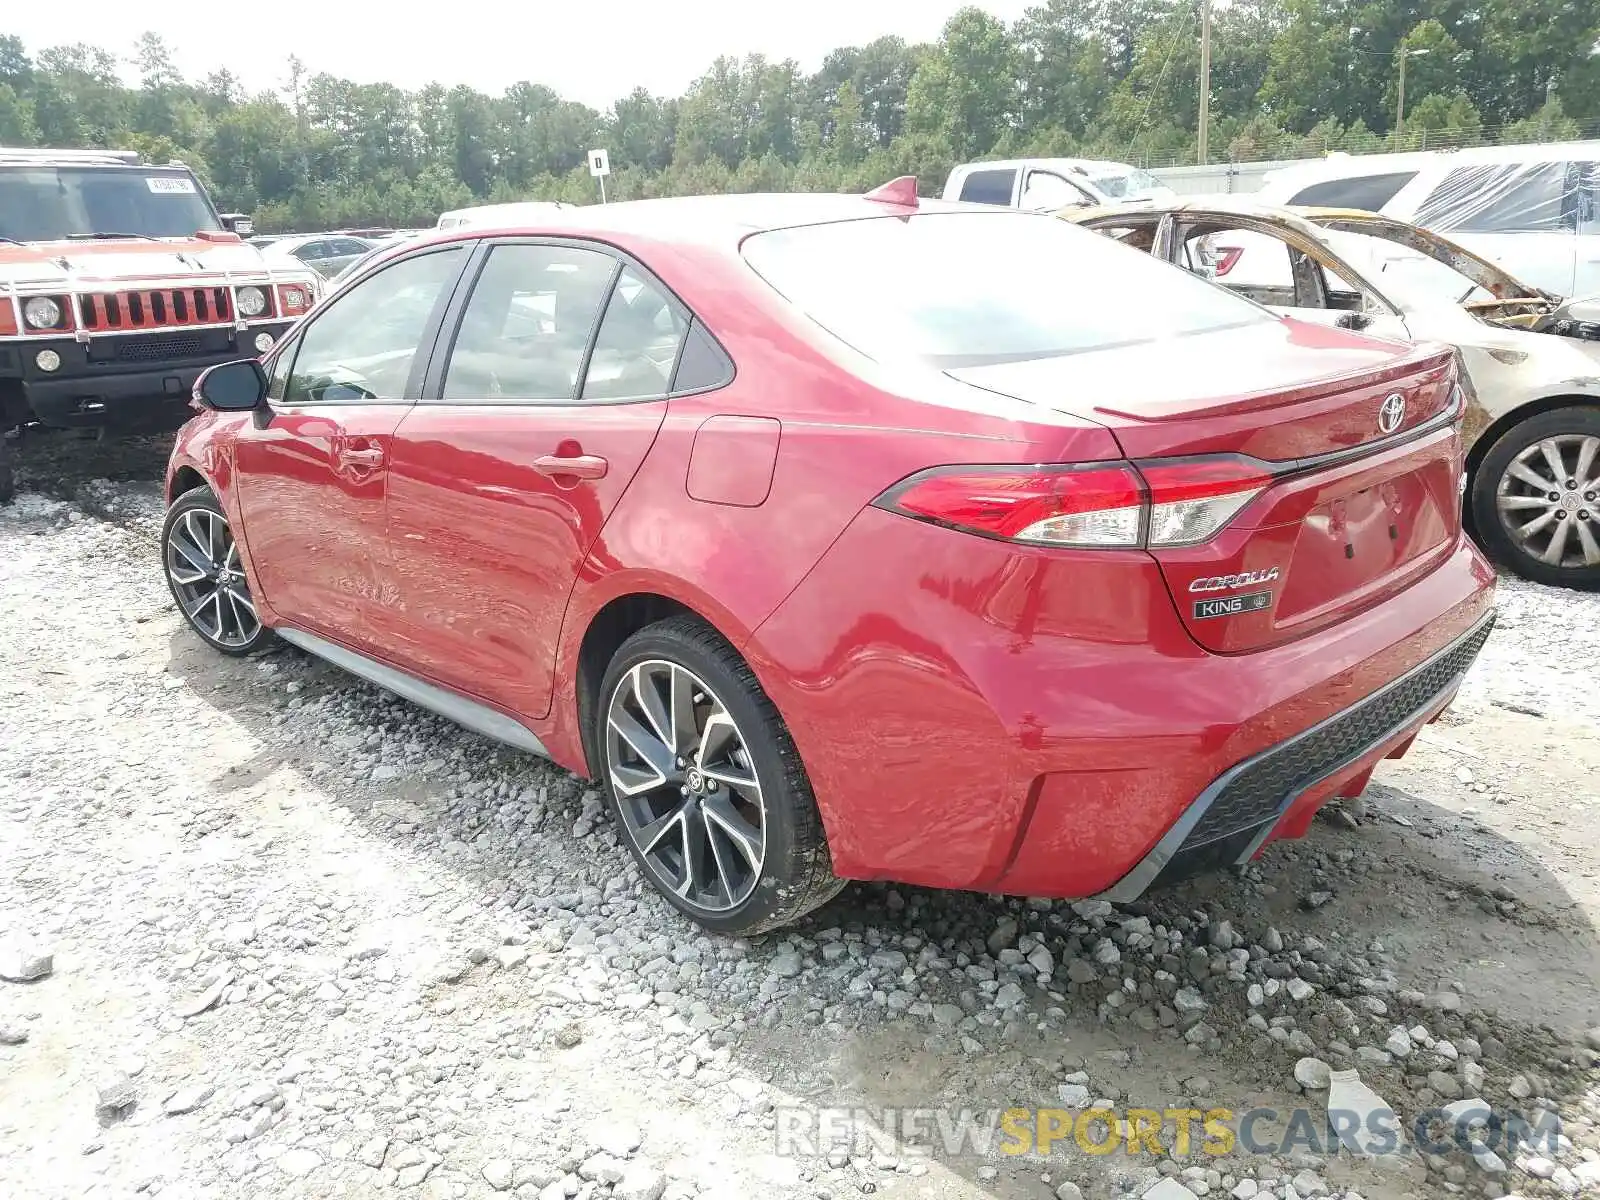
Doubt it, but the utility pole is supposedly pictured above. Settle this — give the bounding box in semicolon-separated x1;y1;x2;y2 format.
1197;0;1212;164
1396;48;1429;144
1396;50;1408;142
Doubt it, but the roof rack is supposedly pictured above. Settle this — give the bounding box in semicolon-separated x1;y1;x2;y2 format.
0;147;144;166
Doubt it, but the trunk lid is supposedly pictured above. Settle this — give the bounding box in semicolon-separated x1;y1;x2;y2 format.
951;318;1464;652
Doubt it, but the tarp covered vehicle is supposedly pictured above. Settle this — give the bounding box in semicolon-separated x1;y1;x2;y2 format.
1;148;322;502
1063;198;1600;590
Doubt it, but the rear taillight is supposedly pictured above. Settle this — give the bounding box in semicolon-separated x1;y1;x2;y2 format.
875;456;1271;549
1212;246;1243;277
877;465;1144;547
1138;457;1271;547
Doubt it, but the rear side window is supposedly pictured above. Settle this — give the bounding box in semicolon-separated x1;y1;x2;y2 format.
743;212;1270;369
958;168;1017;206
580;267;689;401
1288;172;1417;212
1415;162;1574;233
671;321;734;393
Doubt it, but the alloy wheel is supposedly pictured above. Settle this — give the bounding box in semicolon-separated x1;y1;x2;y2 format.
1495;434;1600;570
165;507;262;648
605;660;767;914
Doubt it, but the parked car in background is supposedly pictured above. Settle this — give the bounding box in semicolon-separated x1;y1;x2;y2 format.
323;234;424;293
260;234;376;280
0;147;319;501
435;201;573;231
1254;142;1600;298
1062;197;1600;589
944;157;1176;211
163;183;1494;932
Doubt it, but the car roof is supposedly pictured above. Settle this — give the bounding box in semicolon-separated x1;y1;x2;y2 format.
414;192;986;252
1262;140;1600;190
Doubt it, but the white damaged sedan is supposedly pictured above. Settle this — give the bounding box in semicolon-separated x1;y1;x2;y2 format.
1065;198;1600;590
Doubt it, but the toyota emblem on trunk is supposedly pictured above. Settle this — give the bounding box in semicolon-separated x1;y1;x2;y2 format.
1378;392;1407;434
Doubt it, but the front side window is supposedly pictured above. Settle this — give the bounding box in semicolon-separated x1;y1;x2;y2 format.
581;268;690;401
0;166;221;242
1021;171;1092;211
1416;162;1574;233
744;211;1270;369
266;339;295;402
282;247;465;404
442;243;617;401
958;168;1018;206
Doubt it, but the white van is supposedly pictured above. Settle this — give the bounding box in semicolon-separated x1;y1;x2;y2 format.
435;201;573;231
943;158;1175;212
1255;143;1600;297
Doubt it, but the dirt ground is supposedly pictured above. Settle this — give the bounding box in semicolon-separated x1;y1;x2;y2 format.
2;430;1597;1200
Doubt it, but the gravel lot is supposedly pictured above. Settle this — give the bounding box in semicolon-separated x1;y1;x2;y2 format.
2;433;1599;1200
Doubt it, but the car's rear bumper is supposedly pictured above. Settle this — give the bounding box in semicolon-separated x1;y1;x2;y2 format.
0;324;292;428
1095;610;1492;901
750;506;1497;899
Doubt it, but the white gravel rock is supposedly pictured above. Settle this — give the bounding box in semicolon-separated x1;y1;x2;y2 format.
277;1148;322;1178
0;947;53;982
1293;1058;1331;1090
615;1165;668;1200
161;1084;215;1116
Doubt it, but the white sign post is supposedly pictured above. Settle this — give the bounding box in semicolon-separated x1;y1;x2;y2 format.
588;148;611;204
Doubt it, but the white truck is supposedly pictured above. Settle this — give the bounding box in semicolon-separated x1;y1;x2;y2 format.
943;157;1176;211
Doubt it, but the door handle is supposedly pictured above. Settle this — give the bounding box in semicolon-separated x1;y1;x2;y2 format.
533;454;608;480
338;446;385;467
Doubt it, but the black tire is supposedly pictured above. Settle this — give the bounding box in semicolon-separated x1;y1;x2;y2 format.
161;486;274;656
1469;406;1600;591
597;616;844;935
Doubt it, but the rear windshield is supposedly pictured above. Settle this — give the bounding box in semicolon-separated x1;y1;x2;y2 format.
742;211;1270;368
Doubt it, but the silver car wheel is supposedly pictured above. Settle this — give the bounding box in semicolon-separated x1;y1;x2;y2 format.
605;659;767;914
165;508;262;649
1495;434;1600;569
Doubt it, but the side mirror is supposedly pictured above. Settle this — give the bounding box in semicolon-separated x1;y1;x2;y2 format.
195;359;268;412
220;213;255;238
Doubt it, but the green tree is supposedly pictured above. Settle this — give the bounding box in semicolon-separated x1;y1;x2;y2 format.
0;83;37;144
905;8;1020;158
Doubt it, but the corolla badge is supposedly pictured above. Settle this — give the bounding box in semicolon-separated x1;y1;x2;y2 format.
1378;392;1407;435
1188;567;1281;594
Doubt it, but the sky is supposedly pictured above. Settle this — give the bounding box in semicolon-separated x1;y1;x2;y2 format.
7;0;1035;110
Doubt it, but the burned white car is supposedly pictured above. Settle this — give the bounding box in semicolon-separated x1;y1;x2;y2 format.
1063;199;1600;590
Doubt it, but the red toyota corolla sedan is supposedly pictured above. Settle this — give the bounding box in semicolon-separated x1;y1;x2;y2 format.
163;185;1496;933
